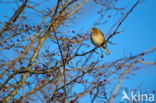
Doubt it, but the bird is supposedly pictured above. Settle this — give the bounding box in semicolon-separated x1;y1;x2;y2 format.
90;27;110;55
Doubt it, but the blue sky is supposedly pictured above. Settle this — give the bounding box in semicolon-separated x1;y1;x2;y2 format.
110;0;156;102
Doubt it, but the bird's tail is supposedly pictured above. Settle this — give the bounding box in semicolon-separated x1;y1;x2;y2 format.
102;44;110;55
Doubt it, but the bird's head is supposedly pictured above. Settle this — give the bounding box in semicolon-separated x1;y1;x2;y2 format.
91;28;99;33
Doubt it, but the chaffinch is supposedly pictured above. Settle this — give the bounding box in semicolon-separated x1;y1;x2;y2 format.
90;27;110;55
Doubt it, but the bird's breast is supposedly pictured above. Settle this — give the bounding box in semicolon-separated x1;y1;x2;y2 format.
91;33;104;46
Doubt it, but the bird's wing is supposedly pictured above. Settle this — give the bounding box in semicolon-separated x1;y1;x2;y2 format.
99;30;105;40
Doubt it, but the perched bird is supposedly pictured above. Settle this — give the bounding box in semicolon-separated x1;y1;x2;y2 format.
90;27;110;55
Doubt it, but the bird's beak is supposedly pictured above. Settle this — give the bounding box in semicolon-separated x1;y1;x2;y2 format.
90;29;93;32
